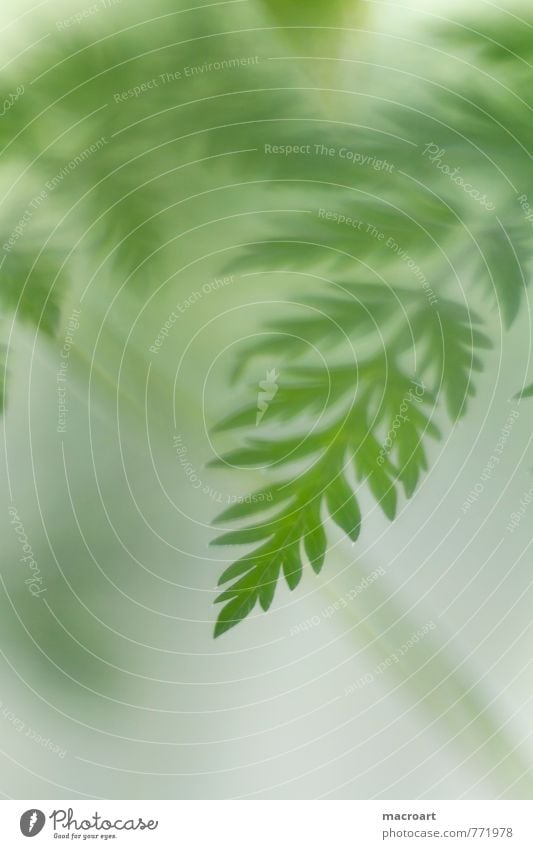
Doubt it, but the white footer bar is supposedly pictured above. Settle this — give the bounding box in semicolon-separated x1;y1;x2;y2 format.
1;800;531;847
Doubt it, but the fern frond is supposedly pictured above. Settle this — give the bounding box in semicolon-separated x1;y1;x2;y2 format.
212;437;358;636
210;343;450;634
469;223;530;327
403;300;492;420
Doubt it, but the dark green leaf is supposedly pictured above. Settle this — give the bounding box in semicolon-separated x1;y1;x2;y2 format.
325;474;361;542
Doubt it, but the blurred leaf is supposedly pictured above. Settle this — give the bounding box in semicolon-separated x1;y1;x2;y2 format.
472;224;529;327
407;301;492;420
325;472;361;542
515;383;533;399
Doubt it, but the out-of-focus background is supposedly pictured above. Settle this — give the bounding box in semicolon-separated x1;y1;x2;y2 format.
1;0;533;800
